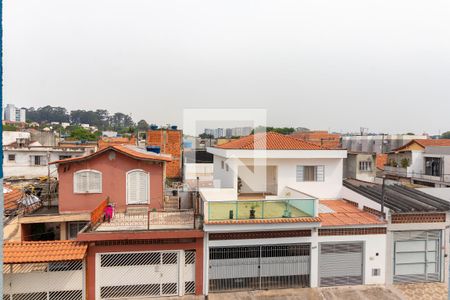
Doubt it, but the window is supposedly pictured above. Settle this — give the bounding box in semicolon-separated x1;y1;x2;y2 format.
126;169;149;204
359;161;372;172
59;155;72;160
296;165;324;182
31;155;46;166
226;164;229;172
221;160;225;169
425;157;441;176
74;170;102;193
67;221;88;239
8;154;15;161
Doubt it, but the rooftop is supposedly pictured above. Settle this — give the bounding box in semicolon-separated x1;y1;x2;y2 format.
393;139;450;152
319;200;385;227
4;184;23;213
215;132;329;150
344;179;450;213
50;144;172;165
3;241;87;264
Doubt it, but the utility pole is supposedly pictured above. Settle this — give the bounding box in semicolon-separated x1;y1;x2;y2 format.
47;150;51;208
380;175;386;221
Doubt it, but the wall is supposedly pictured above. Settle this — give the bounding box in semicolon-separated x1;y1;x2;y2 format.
183;163;214;180
2;131;31;145
3;148;84;179
58;150;164;213
147;129;182;179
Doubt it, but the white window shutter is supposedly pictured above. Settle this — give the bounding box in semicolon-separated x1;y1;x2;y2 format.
74;170;102;193
296;165;304;182
316;165;325;181
127;172;139;204
127;170;149;204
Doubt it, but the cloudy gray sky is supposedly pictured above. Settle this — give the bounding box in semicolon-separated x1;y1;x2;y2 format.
4;0;450;134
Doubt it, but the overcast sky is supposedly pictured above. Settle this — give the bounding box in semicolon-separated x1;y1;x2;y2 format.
4;0;450;134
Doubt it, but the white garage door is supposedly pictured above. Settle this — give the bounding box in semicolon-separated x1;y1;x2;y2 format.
96;250;196;299
319;242;364;287
394;231;441;283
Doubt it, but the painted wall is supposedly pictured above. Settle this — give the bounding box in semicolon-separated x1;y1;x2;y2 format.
236;157;344;199
58;150;164;213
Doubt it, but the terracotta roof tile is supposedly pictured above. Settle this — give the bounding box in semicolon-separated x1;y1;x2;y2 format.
4;241;87;264
216;132;329;150
50;144;172;165
393;139;450;152
3;185;23;212
204;216;321;225
319;200;385;227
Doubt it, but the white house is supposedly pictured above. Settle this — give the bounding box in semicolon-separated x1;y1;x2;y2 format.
3;141;89;179
200;133;387;294
385;139;450;187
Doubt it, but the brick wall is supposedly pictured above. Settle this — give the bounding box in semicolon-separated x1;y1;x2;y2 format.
391;213;446;224
209;230;312;240
319;227;387;236
147;129;182;178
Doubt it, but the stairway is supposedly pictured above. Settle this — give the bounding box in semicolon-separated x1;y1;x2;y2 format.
164;196;179;211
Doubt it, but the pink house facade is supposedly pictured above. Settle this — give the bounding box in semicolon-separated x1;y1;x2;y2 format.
53;145;172;214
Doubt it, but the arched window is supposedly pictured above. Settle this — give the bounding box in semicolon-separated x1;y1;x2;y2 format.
74;170;102;193
126;169;150;204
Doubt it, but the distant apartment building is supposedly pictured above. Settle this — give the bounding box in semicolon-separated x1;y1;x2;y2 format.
4;104;26;123
213;128;224;138
341;134;427;154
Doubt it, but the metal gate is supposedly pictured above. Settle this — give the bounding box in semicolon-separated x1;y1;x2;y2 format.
209;244;310;292
319;242;364;287
3;260;84;300
97;251;180;299
393;230;441;283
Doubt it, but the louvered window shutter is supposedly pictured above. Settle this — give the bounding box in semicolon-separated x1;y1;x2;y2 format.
296;165;304;182
88;172;101;193
74;171;101;193
127;170;149;204
316;165;325;181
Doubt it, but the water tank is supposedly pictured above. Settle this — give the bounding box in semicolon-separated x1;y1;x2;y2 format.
171;125;178;130
146;146;161;154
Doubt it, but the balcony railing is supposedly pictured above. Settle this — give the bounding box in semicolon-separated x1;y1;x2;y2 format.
206;198;316;221
92;209;196;232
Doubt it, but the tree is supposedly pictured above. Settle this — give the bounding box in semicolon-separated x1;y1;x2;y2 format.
137;119;149;131
199;133;213;139
252;126;296;135
441;131;450;139
68;126;98;141
3;124;18;131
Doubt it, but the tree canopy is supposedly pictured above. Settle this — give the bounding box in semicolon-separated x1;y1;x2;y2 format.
441;131;450;139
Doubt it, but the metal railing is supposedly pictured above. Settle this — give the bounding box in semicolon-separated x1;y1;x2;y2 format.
206;198;316;221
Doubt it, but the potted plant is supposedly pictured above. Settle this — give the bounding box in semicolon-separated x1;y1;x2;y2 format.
229;210;234;219
237;177;243;194
249;204;256;219
400;158;410;168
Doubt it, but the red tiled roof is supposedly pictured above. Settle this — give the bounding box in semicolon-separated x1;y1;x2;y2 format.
216;132;328;150
4;241;87;264
204;217;321;225
290;131;342;148
3;185;23;212
319;200;385;227
393;139;450;152
49;144;172;165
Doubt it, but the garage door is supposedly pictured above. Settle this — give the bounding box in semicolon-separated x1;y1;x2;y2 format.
209;244;310;292
319;242;364;287
394;231;441;283
96;250;196;299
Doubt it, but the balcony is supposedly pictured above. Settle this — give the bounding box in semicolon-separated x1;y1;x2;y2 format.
84;199;198;233
384;166;412;178
200;186;319;223
205;198;316;221
95;210;195;231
